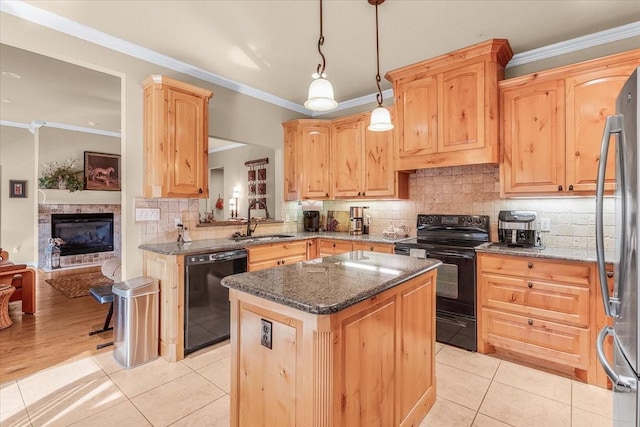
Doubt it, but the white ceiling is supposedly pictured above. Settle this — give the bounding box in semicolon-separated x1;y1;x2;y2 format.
1;1;639;133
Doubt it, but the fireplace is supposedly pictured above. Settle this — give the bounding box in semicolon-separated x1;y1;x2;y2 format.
51;213;114;256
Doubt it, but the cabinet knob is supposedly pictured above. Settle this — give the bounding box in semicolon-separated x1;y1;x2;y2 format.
528;319;533;326
281;260;286;265
568;185;574;191
333;243;336;248
277;260;281;265
527;282;533;288
362;192;366;196
369;246;374;251
607;271;614;278
198;188;203;194
527;262;533;269
575;151;580;156
557;185;563;191
357;192;361;196
325;192;329;197
308;241;312;247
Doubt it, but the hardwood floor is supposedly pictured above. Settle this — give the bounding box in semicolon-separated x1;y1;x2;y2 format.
0;267;112;383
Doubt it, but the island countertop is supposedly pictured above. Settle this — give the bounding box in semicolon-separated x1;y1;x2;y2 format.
221;251;441;315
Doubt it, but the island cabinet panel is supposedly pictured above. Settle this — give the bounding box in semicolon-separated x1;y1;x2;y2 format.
143;75;212;198
340;299;396;426
247;240;309;272
238;307;299;426
477;253;601;385
228;268;437;426
500;50;640;197
143;251;184;362
386;39;512;171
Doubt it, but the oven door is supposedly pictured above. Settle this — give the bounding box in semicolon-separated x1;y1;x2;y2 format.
425;250;476;317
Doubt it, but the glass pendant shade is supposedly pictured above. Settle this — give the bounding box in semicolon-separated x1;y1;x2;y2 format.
368;106;394;131
304;76;337;112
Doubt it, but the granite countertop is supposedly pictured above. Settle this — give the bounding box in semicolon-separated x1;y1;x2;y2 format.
221;251;441;315
139;232;412;256
476;242;615;263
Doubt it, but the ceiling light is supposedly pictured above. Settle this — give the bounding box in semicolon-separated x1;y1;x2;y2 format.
304;0;337;112
1;71;22;79
368;0;393;132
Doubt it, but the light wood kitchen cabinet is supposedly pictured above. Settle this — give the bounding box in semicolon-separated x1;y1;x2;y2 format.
386;39;513;171
477;253;600;384
500;50;640;196
318;239;353;257
352;241;395;254
247;240;309;272
143;75;213;198
331;110;408;199
305;239;318;260
301;121;332;200
282;122;300;201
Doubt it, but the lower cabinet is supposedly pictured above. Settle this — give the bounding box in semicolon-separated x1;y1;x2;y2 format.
477;253;601;384
352;241;395;254
319;239;395;257
247;240;310;271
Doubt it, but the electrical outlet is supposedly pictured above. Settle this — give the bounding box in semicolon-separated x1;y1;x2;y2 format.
261;319;272;349
175;217;182;229
135;208;160;221
541;218;551;232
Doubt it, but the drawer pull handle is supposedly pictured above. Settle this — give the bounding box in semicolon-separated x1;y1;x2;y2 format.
527;282;533;288
281;260;286;265
607;271;614;278
277;260;281;265
369;246;374;251
528;319;533;326
527;262;533;269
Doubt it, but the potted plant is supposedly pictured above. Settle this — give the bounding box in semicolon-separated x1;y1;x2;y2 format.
39;159;83;192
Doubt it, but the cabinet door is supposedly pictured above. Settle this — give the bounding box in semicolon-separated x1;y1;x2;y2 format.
166;89;208;197
439;62;485;152
352;242;394;254
301;125;331;199
318;239;353;257
283;123;300;201
501;79;566;195
565;63;638;193
332;119;364;198
396;76;438;159
363;114;396;198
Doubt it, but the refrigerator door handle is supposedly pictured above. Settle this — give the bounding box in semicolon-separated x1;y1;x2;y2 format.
596;326;637;393
595;115;622;318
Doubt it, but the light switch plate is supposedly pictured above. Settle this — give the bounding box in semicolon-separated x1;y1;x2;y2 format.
135;208;160;221
540;218;551;232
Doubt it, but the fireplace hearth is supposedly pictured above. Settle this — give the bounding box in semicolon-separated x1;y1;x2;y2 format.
51;213;114;256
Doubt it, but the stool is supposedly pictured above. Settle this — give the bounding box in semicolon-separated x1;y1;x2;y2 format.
0;285;15;330
89;284;114;349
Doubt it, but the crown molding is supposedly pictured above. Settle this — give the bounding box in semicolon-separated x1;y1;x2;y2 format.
0;119;121;137
2;1;639;114
508;21;640;67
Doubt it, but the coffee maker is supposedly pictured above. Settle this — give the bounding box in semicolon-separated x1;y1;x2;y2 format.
498;210;541;247
303;211;320;232
349;207;367;235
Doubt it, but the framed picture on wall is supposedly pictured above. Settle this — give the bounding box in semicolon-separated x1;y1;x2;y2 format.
9;180;27;198
84;151;120;191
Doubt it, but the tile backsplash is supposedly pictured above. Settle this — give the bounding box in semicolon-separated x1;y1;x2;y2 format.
138;164;614;251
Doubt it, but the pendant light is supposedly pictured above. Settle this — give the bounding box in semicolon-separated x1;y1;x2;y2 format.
368;0;393;131
304;0;338;112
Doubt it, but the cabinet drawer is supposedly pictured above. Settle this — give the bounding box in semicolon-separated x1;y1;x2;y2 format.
481;273;590;327
319;239;353;257
479;254;591;286
249;253;307;272
481;308;590;369
352;242;394;253
248;241;308;264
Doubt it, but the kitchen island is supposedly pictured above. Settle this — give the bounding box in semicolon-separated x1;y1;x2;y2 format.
221;251;441;427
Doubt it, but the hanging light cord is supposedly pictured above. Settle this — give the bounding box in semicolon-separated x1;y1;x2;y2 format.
315;0;326;77
374;1;383;107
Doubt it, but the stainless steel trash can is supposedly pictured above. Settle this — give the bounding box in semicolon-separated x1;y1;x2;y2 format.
112;276;159;368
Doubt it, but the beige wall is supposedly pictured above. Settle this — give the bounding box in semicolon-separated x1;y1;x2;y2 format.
0;12;303;278
0;125;37;263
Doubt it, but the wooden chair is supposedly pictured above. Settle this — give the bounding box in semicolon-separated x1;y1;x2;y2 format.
0;249;37;314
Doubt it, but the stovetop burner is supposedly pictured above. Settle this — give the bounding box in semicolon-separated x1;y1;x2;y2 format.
396;214;490;250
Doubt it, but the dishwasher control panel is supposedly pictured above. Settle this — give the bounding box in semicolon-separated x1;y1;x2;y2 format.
186;249;248;265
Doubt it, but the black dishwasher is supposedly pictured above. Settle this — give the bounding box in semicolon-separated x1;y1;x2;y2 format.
184;249;247;354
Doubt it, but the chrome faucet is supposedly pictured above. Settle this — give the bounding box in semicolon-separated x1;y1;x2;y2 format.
246;200;270;237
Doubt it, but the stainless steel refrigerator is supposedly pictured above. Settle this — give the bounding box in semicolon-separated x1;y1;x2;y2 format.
596;67;639;427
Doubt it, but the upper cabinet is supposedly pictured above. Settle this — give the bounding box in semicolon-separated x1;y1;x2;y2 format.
283;111;408;201
386;39;513;171
143;75;213;198
500;51;640;196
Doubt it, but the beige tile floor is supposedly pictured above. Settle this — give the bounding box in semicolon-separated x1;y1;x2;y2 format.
0;342;613;427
